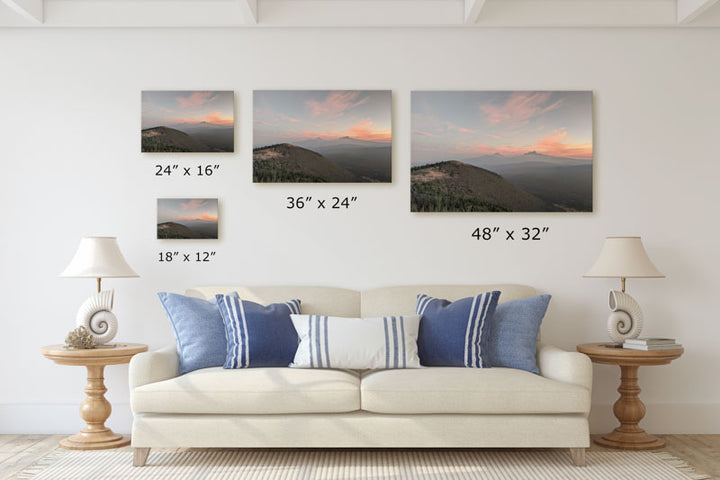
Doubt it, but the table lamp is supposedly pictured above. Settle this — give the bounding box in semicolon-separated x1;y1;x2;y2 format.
60;236;139;345
583;236;664;344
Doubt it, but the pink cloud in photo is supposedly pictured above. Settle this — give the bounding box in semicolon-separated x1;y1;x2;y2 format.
177;92;215;109
347;120;392;142
480;92;563;127
181;199;209;210
306;91;370;118
413;130;437;137
172;111;233;126
178;212;218;222
535;129;593;159
298;119;391;143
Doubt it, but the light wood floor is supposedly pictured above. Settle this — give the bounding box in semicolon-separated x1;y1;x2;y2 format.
1;434;718;479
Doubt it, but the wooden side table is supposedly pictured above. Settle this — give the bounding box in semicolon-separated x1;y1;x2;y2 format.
41;343;148;450
577;342;683;450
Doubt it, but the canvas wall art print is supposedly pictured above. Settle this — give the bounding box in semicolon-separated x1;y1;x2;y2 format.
157;198;218;239
142;91;234;152
411;91;593;212
253;90;392;183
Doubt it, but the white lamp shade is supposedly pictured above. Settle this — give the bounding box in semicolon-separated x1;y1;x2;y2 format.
584;236;664;278
60;236;139;278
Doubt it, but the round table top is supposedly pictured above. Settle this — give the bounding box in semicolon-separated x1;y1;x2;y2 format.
41;343;148;366
577;342;683;366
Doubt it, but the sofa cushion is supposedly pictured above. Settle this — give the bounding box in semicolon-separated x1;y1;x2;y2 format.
290;314;421;370
216;295;301;369
360;367;590;414
157;292;228;375
416;292;500;368
132;367;360;414
486;295;551;374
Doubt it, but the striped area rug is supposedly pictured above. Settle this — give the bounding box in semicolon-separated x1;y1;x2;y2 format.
13;449;710;480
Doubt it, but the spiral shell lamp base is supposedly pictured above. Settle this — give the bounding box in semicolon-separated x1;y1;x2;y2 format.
76;290;118;344
606;290;644;344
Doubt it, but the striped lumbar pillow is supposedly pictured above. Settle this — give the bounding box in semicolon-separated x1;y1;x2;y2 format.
416;291;500;368
290;314;421;369
216;295;301;368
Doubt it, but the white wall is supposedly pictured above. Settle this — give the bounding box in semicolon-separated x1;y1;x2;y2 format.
0;27;718;435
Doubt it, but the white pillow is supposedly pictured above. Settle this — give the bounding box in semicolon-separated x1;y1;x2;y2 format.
290;314;421;369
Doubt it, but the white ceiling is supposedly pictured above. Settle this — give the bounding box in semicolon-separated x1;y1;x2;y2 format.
1;0;719;27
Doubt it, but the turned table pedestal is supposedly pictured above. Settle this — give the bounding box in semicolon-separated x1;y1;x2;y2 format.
576;342;683;450
41;343;148;450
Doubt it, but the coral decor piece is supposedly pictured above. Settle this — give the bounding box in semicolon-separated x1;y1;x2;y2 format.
607;290;644;344
76;290;118;344
65;326;96;349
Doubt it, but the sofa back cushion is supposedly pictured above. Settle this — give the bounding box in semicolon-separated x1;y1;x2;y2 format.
361;285;536;317
186;286;361;317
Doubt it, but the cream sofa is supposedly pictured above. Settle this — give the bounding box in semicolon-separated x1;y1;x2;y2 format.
129;285;592;467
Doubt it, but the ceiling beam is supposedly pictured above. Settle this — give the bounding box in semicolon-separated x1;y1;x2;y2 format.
677;0;720;23
258;0;461;26
32;0;260;27
237;0;257;24
464;0;487;24
475;0;676;26
1;0;43;24
2;0;718;28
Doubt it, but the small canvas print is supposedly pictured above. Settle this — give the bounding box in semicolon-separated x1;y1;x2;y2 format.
411;91;593;212
142;91;234;152
157;199;218;239
253;90;392;183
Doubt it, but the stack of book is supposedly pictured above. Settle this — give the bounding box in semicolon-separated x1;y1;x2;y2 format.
623;338;682;350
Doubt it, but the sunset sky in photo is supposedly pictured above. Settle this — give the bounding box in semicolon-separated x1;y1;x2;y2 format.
412;91;592;166
157;198;218;224
254;90;392;147
142;91;234;129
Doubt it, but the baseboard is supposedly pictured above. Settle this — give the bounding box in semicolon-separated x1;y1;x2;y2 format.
2;403;719;435
0;403;133;434
589;403;720;434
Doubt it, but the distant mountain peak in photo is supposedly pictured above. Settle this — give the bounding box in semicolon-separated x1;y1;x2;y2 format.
175;121;230;130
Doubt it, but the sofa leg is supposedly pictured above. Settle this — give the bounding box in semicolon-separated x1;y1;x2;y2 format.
133;447;150;467
569;448;586;466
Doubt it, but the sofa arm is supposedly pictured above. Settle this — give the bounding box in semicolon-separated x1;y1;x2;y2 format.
536;343;593;392
129;345;179;390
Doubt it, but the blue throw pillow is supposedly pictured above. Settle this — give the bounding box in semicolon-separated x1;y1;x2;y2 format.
416;291;500;367
486;294;551;374
216;295;301;368
157;292;228;375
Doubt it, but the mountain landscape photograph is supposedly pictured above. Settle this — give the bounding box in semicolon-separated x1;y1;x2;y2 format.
142;91;234;152
254;90;391;182
157;198;219;239
411;91;593;212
